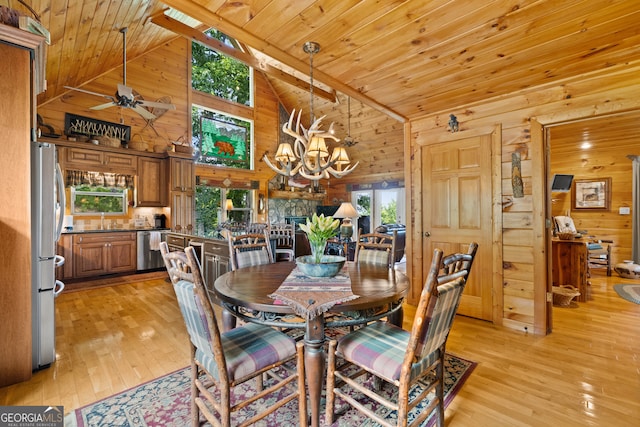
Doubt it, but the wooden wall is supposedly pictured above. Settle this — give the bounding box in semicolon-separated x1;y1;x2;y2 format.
410;63;640;333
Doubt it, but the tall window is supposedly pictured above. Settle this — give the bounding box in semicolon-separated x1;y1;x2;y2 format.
191;29;252;106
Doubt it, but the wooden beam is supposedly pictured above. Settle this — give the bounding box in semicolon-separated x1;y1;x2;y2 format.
150;14;337;103
158;1;406;123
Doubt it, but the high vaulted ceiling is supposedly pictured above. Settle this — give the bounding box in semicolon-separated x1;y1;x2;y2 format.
5;0;640;136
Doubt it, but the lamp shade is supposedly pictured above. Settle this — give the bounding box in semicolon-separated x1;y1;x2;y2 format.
224;199;234;210
330;146;351;165
275;142;296;162
307;136;329;158
333;202;358;219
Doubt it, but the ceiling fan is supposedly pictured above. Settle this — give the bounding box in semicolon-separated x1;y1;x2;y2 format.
64;27;175;121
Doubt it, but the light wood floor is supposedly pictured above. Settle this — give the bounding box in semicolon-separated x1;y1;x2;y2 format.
1;271;638;426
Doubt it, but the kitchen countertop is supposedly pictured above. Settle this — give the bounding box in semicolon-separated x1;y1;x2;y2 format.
62;228;170;234
166;230;227;241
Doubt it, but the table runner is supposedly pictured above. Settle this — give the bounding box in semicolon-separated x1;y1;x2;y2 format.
268;265;359;320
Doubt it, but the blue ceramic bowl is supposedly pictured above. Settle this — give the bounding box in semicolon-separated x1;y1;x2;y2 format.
295;255;346;278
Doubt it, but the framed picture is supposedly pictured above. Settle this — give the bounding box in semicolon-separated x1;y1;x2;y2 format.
199;117;247;163
572;177;611;210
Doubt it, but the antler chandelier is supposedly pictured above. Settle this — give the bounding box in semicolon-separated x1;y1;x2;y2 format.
263;42;358;183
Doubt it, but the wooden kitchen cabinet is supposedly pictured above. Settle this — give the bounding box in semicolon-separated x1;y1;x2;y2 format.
203;241;230;295
56;234;74;281
169;154;195;231
171;191;194;232
170;157;194;191
136;156;167;207
73;232;137;278
59;146;137;174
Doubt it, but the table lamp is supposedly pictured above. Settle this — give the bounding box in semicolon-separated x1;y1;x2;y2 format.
333;202;359;241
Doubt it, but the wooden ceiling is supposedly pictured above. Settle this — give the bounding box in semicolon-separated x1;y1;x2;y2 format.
4;0;640;143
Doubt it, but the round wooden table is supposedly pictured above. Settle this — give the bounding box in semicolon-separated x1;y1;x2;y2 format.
214;261;410;427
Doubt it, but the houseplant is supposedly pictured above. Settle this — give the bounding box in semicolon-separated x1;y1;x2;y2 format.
297;213;344;277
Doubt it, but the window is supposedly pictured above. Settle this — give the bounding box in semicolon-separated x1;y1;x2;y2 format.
191;29;252;106
352;188;405;232
194;184;254;237
192;106;253;170
66;170;132;216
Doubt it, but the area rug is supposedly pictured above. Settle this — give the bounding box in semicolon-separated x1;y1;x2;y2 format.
64;353;475;427
613;284;640;304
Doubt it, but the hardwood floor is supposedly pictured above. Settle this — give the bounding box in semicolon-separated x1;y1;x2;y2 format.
1;270;638;426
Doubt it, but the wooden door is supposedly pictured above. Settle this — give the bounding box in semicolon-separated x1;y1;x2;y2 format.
421;133;494;321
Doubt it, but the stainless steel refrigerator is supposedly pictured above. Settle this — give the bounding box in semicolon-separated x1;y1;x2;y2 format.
31;141;66;370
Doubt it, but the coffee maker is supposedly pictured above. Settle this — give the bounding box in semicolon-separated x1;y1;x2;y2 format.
153;214;166;229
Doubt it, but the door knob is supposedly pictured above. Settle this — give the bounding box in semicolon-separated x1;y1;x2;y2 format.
424;231;431;237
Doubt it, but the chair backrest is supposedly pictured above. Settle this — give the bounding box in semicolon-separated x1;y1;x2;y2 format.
354;231;397;268
270;222;295;249
406;248;468;368
160;241;192;285
227;229;274;271
246;222;269;234
438;242;478;285
554;216;577;234
160;242;228;383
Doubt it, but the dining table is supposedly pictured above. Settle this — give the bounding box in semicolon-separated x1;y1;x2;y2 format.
213;261;410;427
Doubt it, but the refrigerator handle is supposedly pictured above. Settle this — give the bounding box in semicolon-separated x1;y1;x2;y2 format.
54;280;65;297
55;255;65;268
55;163;65;241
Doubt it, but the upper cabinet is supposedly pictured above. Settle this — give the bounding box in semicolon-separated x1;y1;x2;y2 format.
170;156;194;192
59;146;137;174
136;157;167;207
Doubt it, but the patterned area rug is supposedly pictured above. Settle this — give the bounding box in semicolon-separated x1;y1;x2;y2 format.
64;352;475;427
613;284;640;304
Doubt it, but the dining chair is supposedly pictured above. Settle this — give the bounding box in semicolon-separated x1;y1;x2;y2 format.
227;229;274;271
437;242;479;286
159;242;307;427
325;247;470;427
270;222;296;262
354;230;397;268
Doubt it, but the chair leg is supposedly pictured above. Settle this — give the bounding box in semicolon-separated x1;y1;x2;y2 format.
325;340;337;425
435;353;446;427
190;350;199;427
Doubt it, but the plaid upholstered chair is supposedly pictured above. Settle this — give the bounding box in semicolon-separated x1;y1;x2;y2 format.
326;248;469;427
227;229;274;271
159;242;307;427
437;242;478;286
354;231;397;268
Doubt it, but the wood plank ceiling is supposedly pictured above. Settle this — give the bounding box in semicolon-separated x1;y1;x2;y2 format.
4;0;640;147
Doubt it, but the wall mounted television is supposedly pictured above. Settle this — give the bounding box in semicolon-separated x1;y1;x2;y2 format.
551;174;574;192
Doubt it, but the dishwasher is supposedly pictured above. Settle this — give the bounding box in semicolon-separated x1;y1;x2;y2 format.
137;230;167;271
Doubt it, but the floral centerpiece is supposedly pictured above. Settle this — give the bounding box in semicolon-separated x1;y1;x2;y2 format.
297;214;345;277
299;213;340;263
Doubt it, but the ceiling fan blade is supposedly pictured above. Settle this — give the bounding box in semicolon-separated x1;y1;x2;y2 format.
117;84;134;99
138;100;176;110
64;85;115;101
90;102;117;111
132;105;157;120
